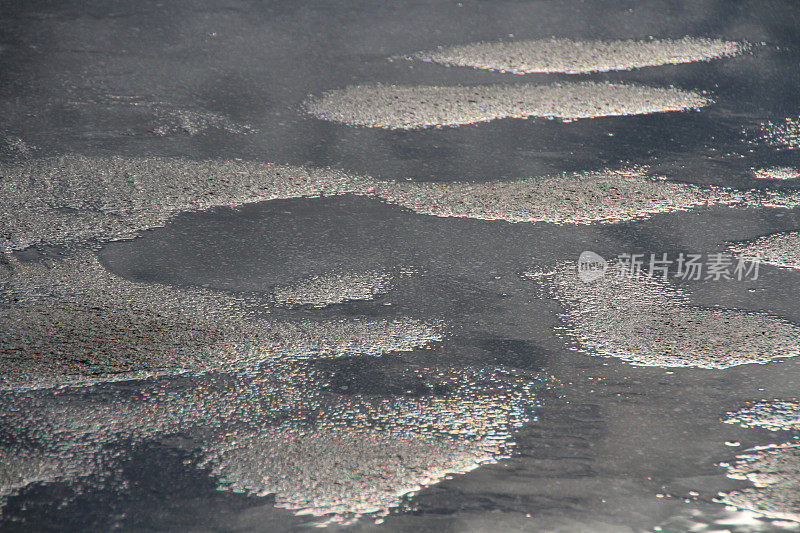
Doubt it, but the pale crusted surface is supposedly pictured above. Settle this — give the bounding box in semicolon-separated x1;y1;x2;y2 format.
305;82;712;129
0;443;103;517
374;168;742;224
549;262;800;368
151;108;255;136
724;400;800;431
721;444;800;522
757;189;800;210
272;270;394;308
0;253;442;391
752;167;800;180
0;155;367;251
758;117;800;150
5;156;785;255
0;364;543;521
201;366;538;518
411;37;746;74
70;95;256;137
729;232;800;270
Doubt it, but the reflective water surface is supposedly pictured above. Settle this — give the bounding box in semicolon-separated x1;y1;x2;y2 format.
2;1;800;531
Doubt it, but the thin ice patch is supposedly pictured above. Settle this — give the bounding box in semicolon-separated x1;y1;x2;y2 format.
0;364;545;522
548;262;800;368
0;155;369;251
305;82;712;129
372;168;745;224
753;167;800;181
0;253;442;391
729;232;800;270
721;443;800;523
75;95;257;137
410;37;747;74
6;157;799;254
756;117;800;150
724;400;800;431
271;270;395;308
